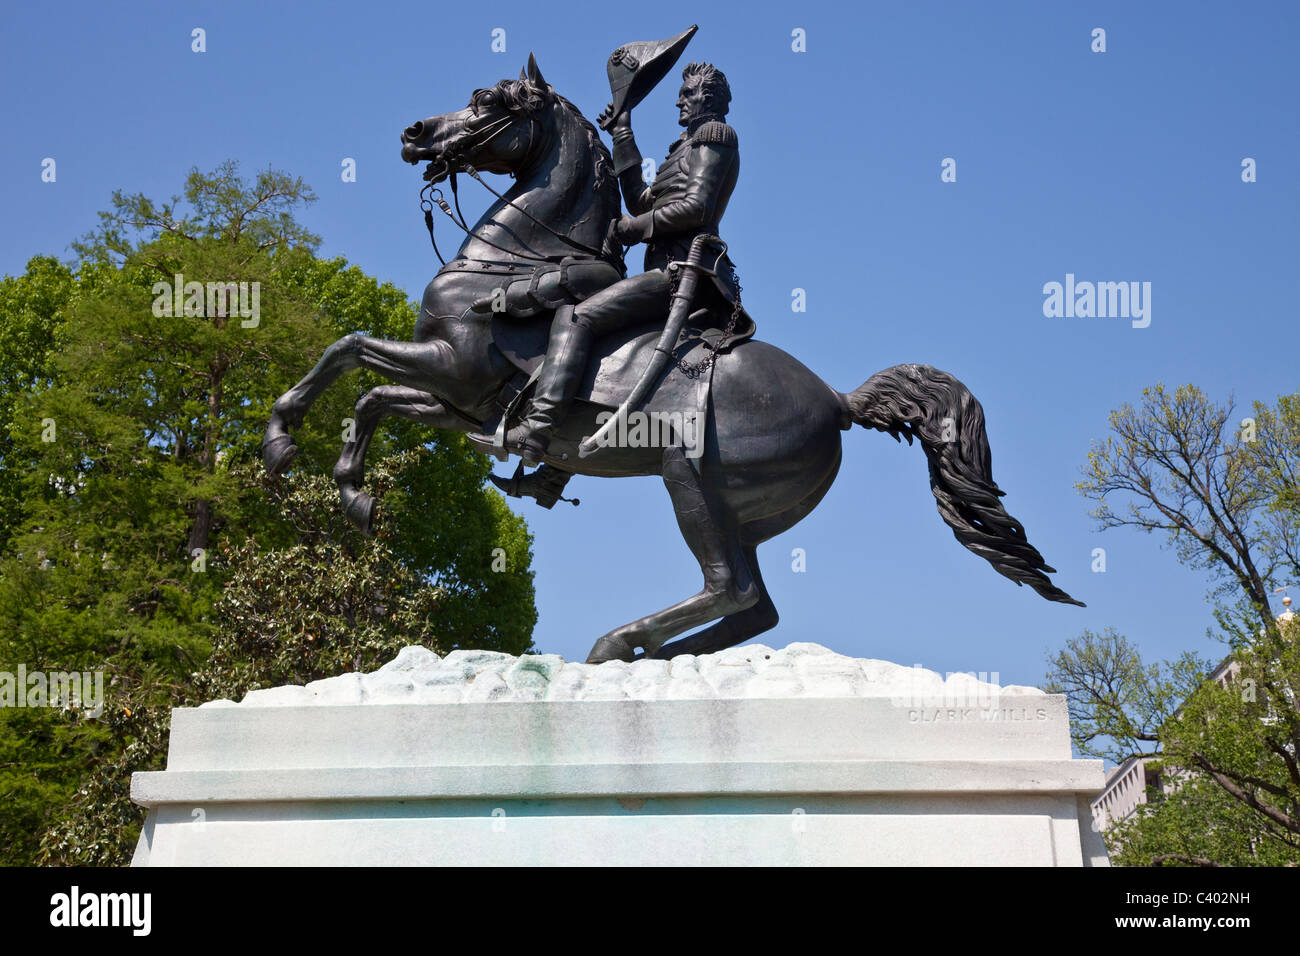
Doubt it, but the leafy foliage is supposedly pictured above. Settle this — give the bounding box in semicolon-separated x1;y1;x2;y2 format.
1045;628;1207;765
1;162;536;866
1054;384;1300;865
1108;774;1298;867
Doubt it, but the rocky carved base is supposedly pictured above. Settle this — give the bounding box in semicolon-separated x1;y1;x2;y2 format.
130;643;1108;866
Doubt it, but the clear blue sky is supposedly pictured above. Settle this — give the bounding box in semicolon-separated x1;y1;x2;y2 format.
2;1;1297;690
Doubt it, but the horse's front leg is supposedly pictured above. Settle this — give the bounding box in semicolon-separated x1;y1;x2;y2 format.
263;333;455;475
334;385;473;535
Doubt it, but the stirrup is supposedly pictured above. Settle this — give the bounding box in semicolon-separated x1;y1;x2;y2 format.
505;427;550;467
467;425;549;466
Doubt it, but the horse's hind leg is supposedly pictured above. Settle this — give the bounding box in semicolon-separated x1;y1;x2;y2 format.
648;455;841;659
585;445;760;664
648;544;777;659
334;385;471;534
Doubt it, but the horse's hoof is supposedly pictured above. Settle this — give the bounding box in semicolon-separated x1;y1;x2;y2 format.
263;434;298;476
586;634;636;664
345;492;377;536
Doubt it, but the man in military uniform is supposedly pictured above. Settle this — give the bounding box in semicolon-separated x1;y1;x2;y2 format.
490;59;740;465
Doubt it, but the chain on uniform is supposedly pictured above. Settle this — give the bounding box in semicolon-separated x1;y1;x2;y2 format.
669;265;743;379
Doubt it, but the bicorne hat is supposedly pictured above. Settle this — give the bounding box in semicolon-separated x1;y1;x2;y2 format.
605;24;698;117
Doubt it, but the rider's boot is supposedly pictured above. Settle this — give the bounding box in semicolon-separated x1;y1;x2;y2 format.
489;313;594;465
488;462;577;509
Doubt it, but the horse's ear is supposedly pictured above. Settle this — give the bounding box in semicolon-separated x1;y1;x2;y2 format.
519;66;527;81
526;52;547;89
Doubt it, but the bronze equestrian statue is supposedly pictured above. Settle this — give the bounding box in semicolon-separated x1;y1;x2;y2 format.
262;28;1082;665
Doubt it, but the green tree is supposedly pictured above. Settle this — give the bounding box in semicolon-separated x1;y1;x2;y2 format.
36;452;535;866
1048;384;1300;865
1045;627;1207;766
1080;384;1295;644
1;162;536;865
1108;773;1298;867
0;255;76;553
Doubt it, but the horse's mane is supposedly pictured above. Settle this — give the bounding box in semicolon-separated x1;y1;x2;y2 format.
553;92;616;194
469;78;617;198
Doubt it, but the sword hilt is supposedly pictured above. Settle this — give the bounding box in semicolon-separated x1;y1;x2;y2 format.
579;235;724;458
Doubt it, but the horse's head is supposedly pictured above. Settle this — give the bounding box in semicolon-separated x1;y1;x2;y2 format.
401;56;621;264
401;55;556;185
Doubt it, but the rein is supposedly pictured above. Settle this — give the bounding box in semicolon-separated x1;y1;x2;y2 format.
461;165;612;263
421;179;564;265
417;110;619;269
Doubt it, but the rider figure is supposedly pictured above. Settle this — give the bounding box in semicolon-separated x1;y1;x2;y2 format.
488;61;740;466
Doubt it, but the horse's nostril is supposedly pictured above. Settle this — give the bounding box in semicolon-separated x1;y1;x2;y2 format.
402;121;425;143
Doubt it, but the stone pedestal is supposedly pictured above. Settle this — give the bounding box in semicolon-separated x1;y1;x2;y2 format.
130;643;1108;866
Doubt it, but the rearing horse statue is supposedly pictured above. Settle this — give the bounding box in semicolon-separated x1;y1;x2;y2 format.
262;56;1082;665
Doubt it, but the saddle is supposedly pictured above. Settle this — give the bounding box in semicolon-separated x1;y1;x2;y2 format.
491;308;754;408
473;258;757;459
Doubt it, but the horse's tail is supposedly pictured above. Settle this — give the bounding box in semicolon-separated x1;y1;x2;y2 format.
843;363;1084;606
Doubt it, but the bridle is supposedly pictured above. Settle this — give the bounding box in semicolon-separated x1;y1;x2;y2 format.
417;109;618;268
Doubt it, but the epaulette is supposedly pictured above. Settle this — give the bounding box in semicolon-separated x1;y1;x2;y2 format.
692;121;738;147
